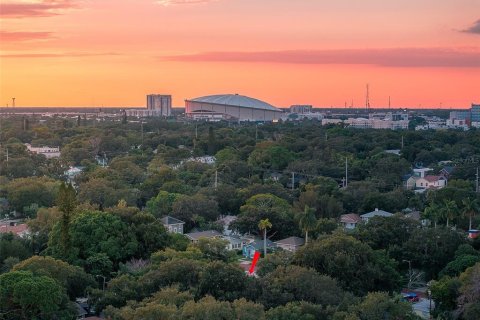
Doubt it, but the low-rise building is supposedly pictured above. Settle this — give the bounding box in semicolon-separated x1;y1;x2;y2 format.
274;236;305;252
160;216;185;234
185;230;222;243
360;208;393;222
243;239;277;259
25;144;60;158
0;222;30;238
340;213;362;229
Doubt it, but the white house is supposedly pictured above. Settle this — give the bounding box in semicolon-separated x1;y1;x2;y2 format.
415;175;447;189
160;216;185;234
25;144;60;158
340;213;362;229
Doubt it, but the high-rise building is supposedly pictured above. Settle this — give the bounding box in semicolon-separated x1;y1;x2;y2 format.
126;94;172;117
471;103;480;122
147;94;172;116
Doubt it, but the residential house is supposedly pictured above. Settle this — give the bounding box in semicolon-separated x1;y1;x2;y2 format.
243;239;277;259
185;230;222;243
360;208;393;223
340;213;362;230
274;236;305;252
160;216;185;234
415;175;447;190
25;143;60;158
0;222;30;238
223;235;249;251
440;166;454;178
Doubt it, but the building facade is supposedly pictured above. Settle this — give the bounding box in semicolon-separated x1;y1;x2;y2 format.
185;94;283;122
126;94;172;117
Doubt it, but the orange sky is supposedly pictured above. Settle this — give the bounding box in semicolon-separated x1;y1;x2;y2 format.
1;0;479;108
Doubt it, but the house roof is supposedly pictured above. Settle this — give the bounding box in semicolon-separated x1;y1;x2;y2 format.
340;213;362;224
405;211;421;220
246;239;277;250
217;215;237;226
275;236;305;247
441;166;454;174
185;230;222;241
361;209;393;218
0;223;29;235
160;216;185;225
424;175;445;182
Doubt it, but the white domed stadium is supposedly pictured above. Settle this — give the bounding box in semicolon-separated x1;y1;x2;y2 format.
185;94;283;122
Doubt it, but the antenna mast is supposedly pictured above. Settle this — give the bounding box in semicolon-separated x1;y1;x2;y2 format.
365;84;370;111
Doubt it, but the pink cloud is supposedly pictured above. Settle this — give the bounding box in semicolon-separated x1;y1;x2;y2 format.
0;52;120;58
0;0;78;18
162;47;480;68
0;31;54;41
156;0;218;6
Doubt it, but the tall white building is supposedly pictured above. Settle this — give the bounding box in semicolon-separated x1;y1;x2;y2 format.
126;94;172;117
147;94;171;116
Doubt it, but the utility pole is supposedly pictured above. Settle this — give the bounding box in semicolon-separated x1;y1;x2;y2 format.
255;125;258;141
195;123;198;139
214;169;218;190
141;121;144;146
291;172;295;191
476;167;479;193
401;135;404;149
345;157;348;188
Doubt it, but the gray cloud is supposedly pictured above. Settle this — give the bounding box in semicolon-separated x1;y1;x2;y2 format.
462;19;480;34
161;47;480;68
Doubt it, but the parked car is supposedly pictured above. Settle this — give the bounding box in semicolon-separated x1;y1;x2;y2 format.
402;292;419;303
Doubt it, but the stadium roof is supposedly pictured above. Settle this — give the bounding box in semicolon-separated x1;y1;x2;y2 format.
188;94;281;112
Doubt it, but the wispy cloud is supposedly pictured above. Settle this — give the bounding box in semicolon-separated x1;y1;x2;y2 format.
156;0;218;6
0;0;79;18
0;52;121;58
161;47;480;68
0;31;54;41
461;19;480;34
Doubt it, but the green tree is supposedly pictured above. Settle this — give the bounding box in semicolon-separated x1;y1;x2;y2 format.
298;206;317;244
196;261;247;301
233;194;295;239
47;210;139;271
56;182;77;255
294;233;401;295
457;262;480;319
261;265;344;308
442;199;459;228
462;198;479;230
13;256;95;299
350;292;416;320
258;218;273;256
0;271;75;320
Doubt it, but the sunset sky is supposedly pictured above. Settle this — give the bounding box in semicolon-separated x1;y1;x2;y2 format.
0;0;479;108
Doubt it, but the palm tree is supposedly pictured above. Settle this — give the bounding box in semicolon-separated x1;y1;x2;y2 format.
442;199;458;228
299;205;317;244
423;203;440;228
258;218;272;256
462;198;479;230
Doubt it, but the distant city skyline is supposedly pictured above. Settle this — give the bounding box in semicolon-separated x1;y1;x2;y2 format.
1;0;479;108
